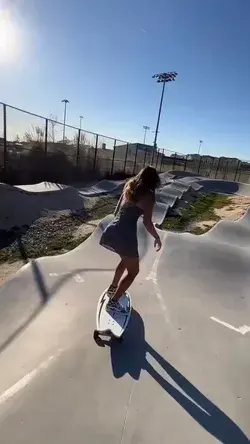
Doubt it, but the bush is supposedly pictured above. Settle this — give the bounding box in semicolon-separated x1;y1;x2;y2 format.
1;143;102;184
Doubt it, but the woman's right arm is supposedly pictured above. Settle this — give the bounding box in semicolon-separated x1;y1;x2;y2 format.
142;195;162;249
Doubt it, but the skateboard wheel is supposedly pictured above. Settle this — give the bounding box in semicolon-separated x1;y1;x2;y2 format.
93;330;99;340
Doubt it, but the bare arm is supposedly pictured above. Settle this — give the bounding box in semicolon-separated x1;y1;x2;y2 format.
142;195;160;241
114;192;124;217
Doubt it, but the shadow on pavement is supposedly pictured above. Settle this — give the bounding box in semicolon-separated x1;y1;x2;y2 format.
103;309;248;444
17;235;49;304
0;236;114;354
0;226;30;250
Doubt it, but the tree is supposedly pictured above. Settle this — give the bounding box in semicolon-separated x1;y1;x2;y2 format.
48;114;58;143
24;125;44;144
73;131;92;148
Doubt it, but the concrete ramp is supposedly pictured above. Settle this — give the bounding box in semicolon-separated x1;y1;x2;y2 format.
0;183;89;231
0;178;181;231
195;179;250;196
174;174;250;196
153;201;170;225
204;219;250;247
16;181;68;192
0;215;249;442
0;178;127;230
17;179;126;196
0;214;151;356
0;177;249;442
78;179;125;197
235;206;250;228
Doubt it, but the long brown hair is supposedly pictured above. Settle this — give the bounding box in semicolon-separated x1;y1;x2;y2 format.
124;166;161;203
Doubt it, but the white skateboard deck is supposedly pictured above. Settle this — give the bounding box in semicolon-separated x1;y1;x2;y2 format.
95;289;132;338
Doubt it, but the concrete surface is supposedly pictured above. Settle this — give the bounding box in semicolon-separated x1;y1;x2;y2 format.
178;176;250;196
0;173;249;442
0;174;185;231
0;183;89;231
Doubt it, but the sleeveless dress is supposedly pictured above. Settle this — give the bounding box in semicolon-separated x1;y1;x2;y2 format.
99;200;144;258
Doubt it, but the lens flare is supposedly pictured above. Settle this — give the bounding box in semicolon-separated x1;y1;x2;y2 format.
0;8;20;62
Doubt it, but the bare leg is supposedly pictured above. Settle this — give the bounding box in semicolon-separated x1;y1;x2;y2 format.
111;259;126;287
112;257;139;302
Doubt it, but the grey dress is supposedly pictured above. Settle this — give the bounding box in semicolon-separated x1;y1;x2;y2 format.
99;198;144;258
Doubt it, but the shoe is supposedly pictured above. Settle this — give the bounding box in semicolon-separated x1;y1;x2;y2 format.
106;299;128;314
107;285;117;298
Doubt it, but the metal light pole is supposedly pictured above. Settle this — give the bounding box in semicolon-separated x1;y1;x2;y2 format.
62;99;69;142
198;139;203;155
152;71;178;149
79;115;84;130
143;125;150;144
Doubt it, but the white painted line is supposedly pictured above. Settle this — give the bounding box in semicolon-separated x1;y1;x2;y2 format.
49;272;70;277
73;274;84;283
49;272;84;282
0;349;62;407
146;247;169;323
210;317;250;335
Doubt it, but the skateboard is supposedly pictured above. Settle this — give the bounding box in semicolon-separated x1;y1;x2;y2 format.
93;289;132;343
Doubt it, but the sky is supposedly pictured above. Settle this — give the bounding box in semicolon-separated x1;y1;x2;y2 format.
0;0;250;158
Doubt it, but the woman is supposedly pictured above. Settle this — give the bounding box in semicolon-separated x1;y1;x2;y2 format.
99;166;162;314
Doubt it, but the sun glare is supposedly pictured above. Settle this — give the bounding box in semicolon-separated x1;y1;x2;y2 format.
0;9;20;62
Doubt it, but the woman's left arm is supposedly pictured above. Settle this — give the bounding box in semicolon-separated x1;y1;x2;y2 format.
114;192;124;216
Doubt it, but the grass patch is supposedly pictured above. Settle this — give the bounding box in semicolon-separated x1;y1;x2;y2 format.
162;193;232;233
191;225;214;235
0;216;92;264
89;196;119;219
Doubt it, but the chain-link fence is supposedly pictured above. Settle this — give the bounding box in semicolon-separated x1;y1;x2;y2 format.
1;101;250;184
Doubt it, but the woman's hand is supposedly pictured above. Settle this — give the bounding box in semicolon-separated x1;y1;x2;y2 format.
154;236;162;251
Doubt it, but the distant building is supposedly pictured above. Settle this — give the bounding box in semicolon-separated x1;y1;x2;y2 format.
187;154;217;164
187;153;243;166
170;152;186;160
219;156;239;165
115;143;156;158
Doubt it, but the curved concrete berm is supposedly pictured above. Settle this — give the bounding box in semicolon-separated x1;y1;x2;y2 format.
178;175;250;196
17;179;125;196
0;183;89;231
0;178;249;443
0;174;184;231
0;178;130;230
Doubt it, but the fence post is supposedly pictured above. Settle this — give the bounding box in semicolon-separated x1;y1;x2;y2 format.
123;143;129;174
197;156;202;174
44;118;48;157
151;147;156;166
3;104;7;174
233;159;241;182
183;154;188;171
133;143;139;175
209;157;215;178
172;153;177;170
223;160;229;180
76;128;81;167
93;134;99;172
143;147;148;168
110;139;116;175
159;149;164;173
155;149;160;170
238;165;242;182
215;157;221;179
